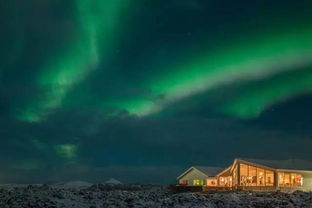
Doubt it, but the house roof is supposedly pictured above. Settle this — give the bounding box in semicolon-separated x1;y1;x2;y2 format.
238;158;312;171
177;166;224;179
194;166;224;176
216;166;232;177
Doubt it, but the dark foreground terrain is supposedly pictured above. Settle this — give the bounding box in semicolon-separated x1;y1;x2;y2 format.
0;184;312;208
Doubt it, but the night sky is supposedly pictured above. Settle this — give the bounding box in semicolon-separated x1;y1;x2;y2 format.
1;0;312;184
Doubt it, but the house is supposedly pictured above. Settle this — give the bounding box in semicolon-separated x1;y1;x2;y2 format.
177;158;312;192
177;166;224;186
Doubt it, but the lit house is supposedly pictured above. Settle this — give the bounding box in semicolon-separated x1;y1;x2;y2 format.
177;166;223;186
177;158;312;192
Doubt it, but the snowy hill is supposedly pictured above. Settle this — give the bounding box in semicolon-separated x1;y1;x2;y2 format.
105;178;122;185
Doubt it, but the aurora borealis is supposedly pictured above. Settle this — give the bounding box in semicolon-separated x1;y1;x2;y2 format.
16;0;133;122
1;0;312;183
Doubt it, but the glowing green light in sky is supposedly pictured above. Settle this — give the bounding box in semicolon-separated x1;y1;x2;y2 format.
17;0;131;122
114;28;312;117
15;4;312;121
220;68;312;118
55;144;77;163
104;98;161;117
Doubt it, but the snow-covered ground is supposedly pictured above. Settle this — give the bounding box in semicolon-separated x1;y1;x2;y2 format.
0;184;312;207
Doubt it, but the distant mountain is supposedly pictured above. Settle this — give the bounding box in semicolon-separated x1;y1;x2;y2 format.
105;178;122;185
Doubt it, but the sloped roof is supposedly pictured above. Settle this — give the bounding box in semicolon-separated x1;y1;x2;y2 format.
177;166;224;179
239;158;312;171
216;166;232;177
194;166;224;176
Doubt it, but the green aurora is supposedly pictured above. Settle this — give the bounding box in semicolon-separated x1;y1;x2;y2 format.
101;27;312;118
2;0;312;183
220;67;312;118
14;1;312;121
17;0;132;122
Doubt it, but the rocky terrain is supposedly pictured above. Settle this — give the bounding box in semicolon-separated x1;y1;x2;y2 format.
0;184;312;207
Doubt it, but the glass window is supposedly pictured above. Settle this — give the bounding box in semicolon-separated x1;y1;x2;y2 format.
249;166;257;186
291;173;296;185
295;174;303;186
299;174;303;186
278;172;284;185
228;176;233;187
233;165;237;185
219;177;225;186
207;178;217;186
284;173;290;185
240;163;276;187
240;164;248;186
193;179;203;186
257;168;265;186
265;170;274;186
278;172;303;187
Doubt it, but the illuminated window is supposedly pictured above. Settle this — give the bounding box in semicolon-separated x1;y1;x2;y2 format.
284;173;290;185
193;179;203;186
257;168;265;186
291;174;295;185
240;163;275;187
249;166;257;186
181;180;187;185
278;172;284;186
295;174;303;186
233;166;237;185
278;172;303;187
240;164;248;186
299;175;303;186
228;176;233;187
265;170;274;186
219;177;225;186
207;178;217;186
